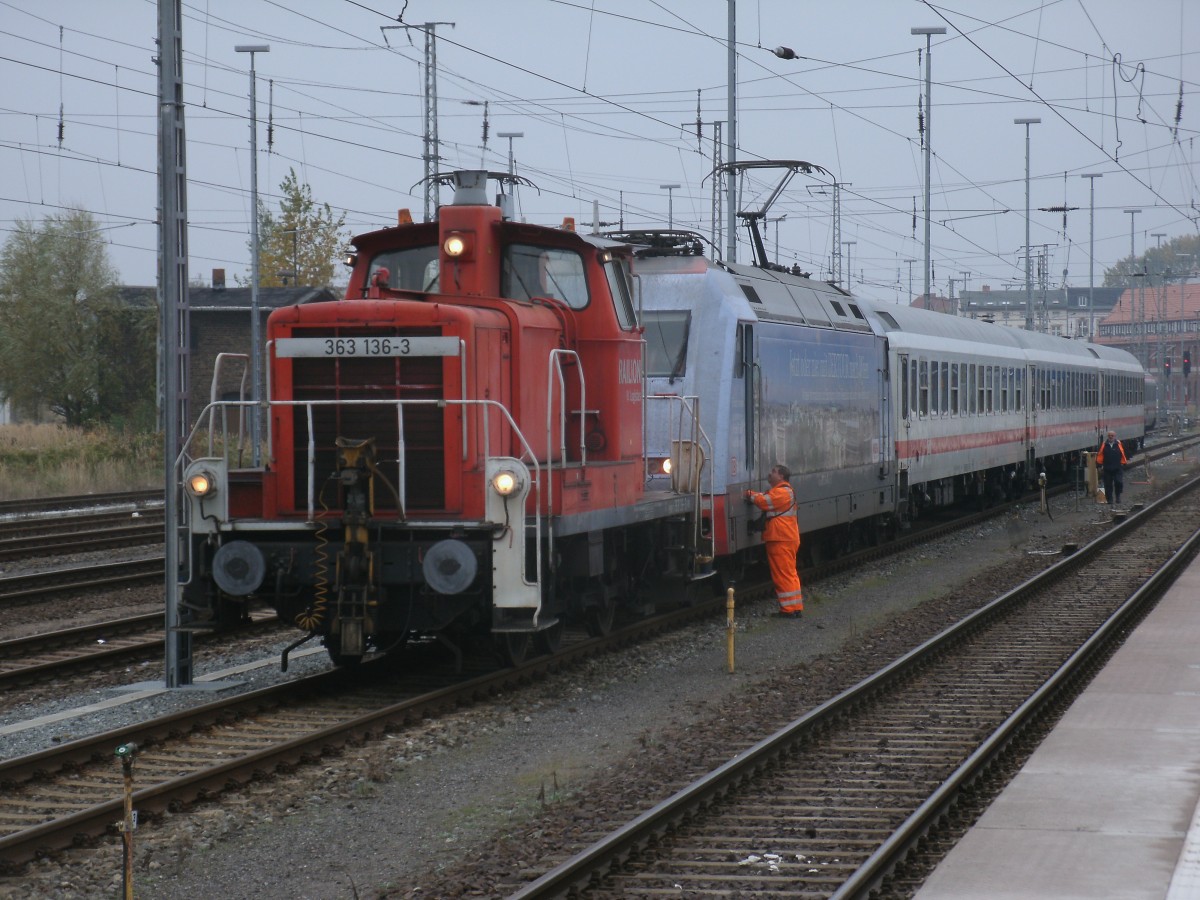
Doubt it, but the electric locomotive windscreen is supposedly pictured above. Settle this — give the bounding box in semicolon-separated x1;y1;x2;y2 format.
643;310;691;379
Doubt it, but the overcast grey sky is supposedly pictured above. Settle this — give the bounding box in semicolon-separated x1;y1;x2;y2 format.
0;0;1195;302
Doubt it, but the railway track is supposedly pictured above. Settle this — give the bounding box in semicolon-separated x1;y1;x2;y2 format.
0;598;733;871
0;515;164;560
1;446;1195;881
0;489;159;519
0;557;163;606
0;609;283;688
502;475;1200;898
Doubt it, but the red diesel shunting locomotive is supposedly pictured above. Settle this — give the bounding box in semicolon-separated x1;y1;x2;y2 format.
180;170;713;667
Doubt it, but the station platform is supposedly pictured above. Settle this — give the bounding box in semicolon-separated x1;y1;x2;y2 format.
914;546;1200;899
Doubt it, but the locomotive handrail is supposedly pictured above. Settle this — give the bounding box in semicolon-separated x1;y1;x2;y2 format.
546;348;587;556
205;352;250;463
548;348;587;470
646;393;716;565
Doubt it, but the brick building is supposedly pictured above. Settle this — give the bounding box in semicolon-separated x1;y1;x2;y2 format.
1096;281;1200;413
186;281;337;421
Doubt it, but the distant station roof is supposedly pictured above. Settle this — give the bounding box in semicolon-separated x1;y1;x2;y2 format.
188;285;338;311
115;284;338;311
1099;282;1200;326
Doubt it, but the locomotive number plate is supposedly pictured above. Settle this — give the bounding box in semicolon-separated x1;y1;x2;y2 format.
276;337;461;358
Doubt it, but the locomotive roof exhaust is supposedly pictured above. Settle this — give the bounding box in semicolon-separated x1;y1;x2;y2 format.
421;170;540;220
451;170;490;206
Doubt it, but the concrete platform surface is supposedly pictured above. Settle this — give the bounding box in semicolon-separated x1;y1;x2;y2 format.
914;556;1200;900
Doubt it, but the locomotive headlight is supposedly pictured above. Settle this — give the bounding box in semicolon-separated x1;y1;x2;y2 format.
491;469;522;496
443;232;472;259
182;459;228;531
185;467;218;498
647;457;671;476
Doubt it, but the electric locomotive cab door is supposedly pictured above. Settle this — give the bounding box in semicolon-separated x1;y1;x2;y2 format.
736;322;757;478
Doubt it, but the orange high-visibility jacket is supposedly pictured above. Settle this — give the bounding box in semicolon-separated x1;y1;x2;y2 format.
1096;439;1127;470
747;481;800;544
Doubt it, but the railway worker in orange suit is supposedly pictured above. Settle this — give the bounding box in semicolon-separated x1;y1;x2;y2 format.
745;464;803;617
1096;429;1128;508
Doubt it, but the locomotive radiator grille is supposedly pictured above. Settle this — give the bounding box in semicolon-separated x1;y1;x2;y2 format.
289;328;446;512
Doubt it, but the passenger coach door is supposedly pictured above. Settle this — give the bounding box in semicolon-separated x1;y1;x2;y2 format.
1026;364;1037;465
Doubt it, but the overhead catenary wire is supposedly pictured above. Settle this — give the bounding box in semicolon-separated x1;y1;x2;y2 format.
0;0;1194;293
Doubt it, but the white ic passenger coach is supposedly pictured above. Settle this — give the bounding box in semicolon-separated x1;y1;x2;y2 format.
630;235;1144;567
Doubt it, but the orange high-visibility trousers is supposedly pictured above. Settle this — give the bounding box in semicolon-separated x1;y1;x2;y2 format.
767;539;803;613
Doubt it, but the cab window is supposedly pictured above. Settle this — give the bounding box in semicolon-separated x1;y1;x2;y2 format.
604;256;637;329
502;244;589;309
367;245;440;292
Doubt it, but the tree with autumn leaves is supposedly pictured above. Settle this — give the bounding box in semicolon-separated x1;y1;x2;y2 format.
253;168;349;289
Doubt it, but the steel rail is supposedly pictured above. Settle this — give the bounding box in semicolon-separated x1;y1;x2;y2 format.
0;490;160;518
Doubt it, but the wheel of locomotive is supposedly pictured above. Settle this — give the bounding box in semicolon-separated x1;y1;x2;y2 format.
495;632;532;666
534;620;565;656
681;580;716;608
324;643;363;668
716;553;749;590
584;595;617;637
372;631;409;656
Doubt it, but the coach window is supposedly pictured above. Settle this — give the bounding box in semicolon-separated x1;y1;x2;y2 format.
502;244;589;309
939;362;949;415
900;357;910;418
643;311;690;379
930;360;939;417
986;366;995;413
950;363;960;415
908;360;916;417
1015;368;1023;410
968;365;977;415
999;367;1008;412
919;359;929;416
975;365;984;414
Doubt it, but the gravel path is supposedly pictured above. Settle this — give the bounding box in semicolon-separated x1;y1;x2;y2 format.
2;460;1192;900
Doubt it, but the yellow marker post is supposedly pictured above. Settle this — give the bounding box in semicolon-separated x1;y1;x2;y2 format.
115;742;138;900
726;588;736;673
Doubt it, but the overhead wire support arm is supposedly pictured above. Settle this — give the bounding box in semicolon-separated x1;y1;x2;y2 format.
709;160;829;270
382;22;455;222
